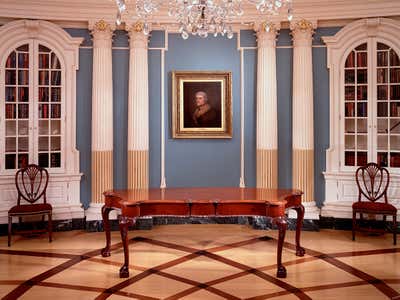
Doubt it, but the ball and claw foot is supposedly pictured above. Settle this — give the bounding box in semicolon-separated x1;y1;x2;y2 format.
119;265;129;278
277;266;287;278
101;247;111;257
296;246;305;257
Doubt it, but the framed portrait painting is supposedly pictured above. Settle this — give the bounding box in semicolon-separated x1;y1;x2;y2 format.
172;71;232;139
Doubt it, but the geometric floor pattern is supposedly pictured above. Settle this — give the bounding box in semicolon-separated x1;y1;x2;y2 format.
0;224;399;299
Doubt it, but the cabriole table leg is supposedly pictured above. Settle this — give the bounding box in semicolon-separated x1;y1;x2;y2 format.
101;205;112;257
119;216;135;278
292;204;306;256
275;216;287;278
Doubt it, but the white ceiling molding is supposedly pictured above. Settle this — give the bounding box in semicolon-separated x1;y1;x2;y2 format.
0;0;399;29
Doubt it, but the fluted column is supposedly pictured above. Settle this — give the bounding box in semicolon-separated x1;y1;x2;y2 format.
90;20;114;204
291;20;317;213
256;22;279;189
127;22;149;189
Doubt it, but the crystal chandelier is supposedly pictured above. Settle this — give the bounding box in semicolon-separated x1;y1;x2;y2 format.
115;0;293;39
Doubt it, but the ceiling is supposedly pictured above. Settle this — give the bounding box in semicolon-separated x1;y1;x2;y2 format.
0;0;399;29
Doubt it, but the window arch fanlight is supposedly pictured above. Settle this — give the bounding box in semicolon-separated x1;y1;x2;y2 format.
0;20;84;223
322;18;400;219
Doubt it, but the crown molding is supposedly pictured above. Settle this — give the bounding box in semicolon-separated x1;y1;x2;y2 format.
0;0;399;30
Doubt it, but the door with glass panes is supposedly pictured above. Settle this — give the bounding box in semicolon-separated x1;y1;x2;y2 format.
2;41;63;172
343;40;400;169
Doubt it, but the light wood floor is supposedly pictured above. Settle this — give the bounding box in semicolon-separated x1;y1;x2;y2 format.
0;224;399;299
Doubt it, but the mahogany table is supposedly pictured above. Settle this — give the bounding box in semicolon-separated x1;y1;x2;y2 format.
100;187;305;278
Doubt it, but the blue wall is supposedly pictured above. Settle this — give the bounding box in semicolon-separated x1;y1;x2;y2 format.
67;27;341;209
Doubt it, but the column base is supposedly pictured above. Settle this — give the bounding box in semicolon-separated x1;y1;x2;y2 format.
288;201;320;220
85;203;118;221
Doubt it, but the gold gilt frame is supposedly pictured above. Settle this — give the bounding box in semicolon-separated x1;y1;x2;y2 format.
172;71;232;139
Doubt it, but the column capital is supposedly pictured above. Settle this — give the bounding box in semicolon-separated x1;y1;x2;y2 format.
290;19;317;47
126;21;149;49
89;20;114;48
256;22;280;48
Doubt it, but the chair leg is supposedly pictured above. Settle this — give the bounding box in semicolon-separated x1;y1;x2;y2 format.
48;213;53;243
393;214;397;246
352;211;356;241
8;216;12;247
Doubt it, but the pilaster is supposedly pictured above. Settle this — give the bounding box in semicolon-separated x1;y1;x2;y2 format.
256;22;279;189
126;22;149;189
291;19;320;219
88;20;114;211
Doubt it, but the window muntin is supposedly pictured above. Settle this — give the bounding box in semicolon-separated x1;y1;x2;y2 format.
344;43;368;167
3;42;63;170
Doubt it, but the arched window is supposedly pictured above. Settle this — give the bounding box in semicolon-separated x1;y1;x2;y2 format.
342;41;400;169
0;20;84;221
322;18;400;218
4;42;63;170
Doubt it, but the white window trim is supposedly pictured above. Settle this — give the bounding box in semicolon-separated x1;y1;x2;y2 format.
322;18;400;218
0;20;84;222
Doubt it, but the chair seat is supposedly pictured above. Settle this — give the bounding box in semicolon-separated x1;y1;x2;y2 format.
352;201;397;214
8;203;52;216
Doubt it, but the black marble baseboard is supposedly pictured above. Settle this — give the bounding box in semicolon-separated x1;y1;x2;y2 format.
85;216;320;232
1;216;397;236
0;218;85;236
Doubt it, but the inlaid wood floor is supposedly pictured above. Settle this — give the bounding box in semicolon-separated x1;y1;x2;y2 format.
0;224;399;299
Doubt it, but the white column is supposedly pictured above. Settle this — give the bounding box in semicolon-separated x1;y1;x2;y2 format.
86;20;114;220
291;19;319;219
256;22;279;189
127;22;149;189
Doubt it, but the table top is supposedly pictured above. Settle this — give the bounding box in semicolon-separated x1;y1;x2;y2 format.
104;187;302;207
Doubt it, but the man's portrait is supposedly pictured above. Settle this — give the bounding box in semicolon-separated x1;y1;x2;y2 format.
172;71;232;139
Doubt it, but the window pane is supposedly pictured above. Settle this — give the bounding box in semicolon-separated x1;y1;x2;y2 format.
5;120;16;136
390;119;400;134
357;135;367;150
378;152;388;167
18;87;29;102
6;51;16;68
390;68;400;83
377;51;388;66
39;120;49;135
51;120;61;135
39;136;49;152
390;153;400;167
18;120;29;136
390;136;400;151
17;154;28;169
38;153;49;168
357;69;368;84
5;154;16;169
39;87;49;102
357;119;368;133
390;85;400;100
378;135;388;150
39;70;49;85
345;135;355;149
357;102;367;117
345;70;355;83
345;103;355;117
357;52;367;67
378;85;388;100
390;49;400;66
6;87;16;102
357;86;368;100
377;68;388;83
50;153;61;168
345;119;355;133
357;152;367;166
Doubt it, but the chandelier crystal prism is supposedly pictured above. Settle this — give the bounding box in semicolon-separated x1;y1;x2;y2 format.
114;0;293;39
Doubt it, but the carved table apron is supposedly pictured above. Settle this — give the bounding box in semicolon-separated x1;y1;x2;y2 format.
100;187;305;278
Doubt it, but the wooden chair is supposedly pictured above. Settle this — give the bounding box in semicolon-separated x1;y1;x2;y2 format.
8;164;52;246
353;162;397;245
